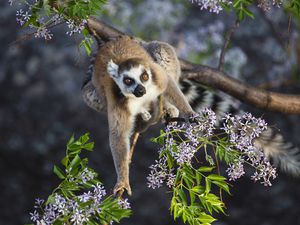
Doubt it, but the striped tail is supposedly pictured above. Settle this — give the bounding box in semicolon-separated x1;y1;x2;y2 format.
180;77;300;176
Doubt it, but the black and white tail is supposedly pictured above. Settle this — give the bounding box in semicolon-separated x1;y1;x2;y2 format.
179;77;300;176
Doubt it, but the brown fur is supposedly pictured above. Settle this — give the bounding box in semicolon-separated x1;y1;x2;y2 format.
91;36;171;196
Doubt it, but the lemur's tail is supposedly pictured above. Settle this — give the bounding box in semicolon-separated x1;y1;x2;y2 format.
180;77;300;176
254;129;300;176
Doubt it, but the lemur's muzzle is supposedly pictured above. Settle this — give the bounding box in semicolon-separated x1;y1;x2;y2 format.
133;85;146;97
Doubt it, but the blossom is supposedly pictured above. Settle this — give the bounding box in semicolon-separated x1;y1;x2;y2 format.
226;159;245;181
79;168;95;183
34;27;53;40
16;9;31;26
189;0;232;14
118;198;131;209
66;19;87;36
147;158;168;189
166;172;176;188
30;210;39;222
70;209;89;225
251;161;277;186
172;142;197;165
257;0;283;11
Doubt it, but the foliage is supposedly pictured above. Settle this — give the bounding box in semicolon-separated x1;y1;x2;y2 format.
147;109;277;225
28;133;131;225
11;0;107;54
9;0;300;55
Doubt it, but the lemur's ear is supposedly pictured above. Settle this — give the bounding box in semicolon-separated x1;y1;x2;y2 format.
107;60;119;78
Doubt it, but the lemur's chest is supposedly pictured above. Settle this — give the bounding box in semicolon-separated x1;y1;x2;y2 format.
127;85;160;116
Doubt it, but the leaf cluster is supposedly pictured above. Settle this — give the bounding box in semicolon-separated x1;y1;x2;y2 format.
30;133;131;225
171;165;230;225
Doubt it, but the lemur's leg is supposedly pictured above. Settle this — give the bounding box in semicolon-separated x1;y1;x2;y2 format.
107;106;133;196
129;132;140;164
164;76;195;118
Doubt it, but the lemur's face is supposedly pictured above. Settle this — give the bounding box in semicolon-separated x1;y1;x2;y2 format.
107;59;152;98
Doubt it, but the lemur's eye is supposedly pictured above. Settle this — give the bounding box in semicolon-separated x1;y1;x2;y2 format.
141;72;149;81
123;78;134;85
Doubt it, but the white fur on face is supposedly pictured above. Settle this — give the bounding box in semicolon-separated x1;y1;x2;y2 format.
107;60;152;98
107;60;119;78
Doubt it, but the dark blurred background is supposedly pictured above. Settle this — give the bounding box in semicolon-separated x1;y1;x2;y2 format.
1;1;300;225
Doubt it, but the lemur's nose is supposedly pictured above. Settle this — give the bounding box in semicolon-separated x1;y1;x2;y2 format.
134;85;146;97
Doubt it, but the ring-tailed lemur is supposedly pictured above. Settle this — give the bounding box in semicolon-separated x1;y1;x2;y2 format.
84;36;194;196
82;36;300;196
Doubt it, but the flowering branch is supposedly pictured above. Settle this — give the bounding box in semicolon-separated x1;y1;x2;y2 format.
86;17;300;115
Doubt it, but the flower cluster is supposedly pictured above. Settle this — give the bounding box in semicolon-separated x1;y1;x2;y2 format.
33;27;53;40
30;183;108;225
10;0;89;41
148;109;278;190
16;9;31;26
222;113;277;186
148;108;218;189
147;158;172;189
66;19;87;36
118;198;131;209
189;0;232;14
79;168;96;183
257;0;283;11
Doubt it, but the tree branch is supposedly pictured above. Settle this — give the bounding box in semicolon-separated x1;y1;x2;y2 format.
182;62;300;114
86;17;300;115
218;19;240;71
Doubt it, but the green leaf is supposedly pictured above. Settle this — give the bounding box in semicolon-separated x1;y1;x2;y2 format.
191;186;205;194
195;172;202;185
211;180;231;194
70;154;81;169
198;213;216;224
198;166;215;173
67;134;75;146
189;190;196;204
53;165;65;179
243;8;254;19
178;189;188;205
82;142;94;151
207;174;226;181
79;133;90;144
205;178;211;194
183;175;194;189
61;156;69;168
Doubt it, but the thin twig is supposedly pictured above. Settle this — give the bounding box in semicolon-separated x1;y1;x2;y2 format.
10;21;64;46
212;148;223;202
286;15;292;52
218;19;240;71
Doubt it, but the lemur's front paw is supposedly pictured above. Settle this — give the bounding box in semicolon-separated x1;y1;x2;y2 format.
165;105;179;118
113;180;132;197
162;104;180;124
141;110;152;121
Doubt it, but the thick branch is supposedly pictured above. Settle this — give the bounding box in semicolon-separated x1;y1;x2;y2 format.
86;17;300;115
182;62;300;114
